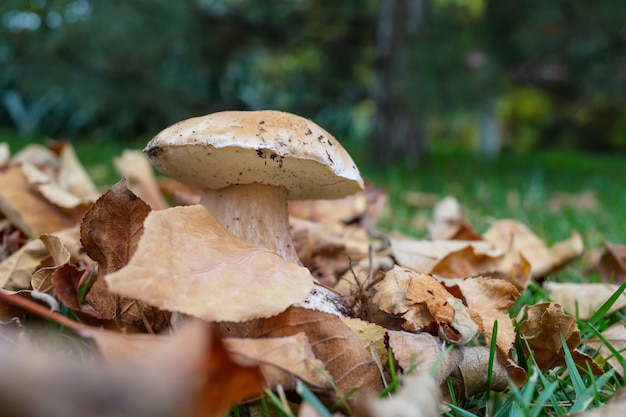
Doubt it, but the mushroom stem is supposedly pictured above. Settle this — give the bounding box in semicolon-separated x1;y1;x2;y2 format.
199;183;301;264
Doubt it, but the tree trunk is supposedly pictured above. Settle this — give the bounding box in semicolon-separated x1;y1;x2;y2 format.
370;0;426;165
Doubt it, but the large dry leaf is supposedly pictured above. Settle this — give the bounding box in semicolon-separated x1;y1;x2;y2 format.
0;165;83;236
545;282;626;320
586;321;626;377
483;219;583;279
427;196;481;241
56;141;100;202
241;306;384;401
364;372;440;417
391;239;500;274
518;302;602;374
455;277;520;357
224;333;329;390
81;178;151;276
387;330;463;385
114;150;168;210
106;205;313;322
372;266;481;344
568;387;626;417
0;142;9;166
30;233;71;293
598;241;626;284
80;179;167;331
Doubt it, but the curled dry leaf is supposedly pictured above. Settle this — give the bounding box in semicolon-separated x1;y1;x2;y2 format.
239;306;384;401
427;196;481;241
30;233;70;293
586;320;626;377
372;266;481;344
114;150;168;210
224;333;329;390
364;372;441;417
455;277;520;357
0;165;85;237
545;282;626;320
518;302;603;375
80;178;168;331
598;241;626;284
387;330;463;385
106;205;313;322
483;219;584;279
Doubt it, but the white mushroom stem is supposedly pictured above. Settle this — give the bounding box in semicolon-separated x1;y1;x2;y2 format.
199;183;301;265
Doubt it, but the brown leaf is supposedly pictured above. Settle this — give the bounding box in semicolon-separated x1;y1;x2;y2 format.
518;302;603;375
288;193;367;226
387;330;463;385
599;241;626;284
364;372;441;417
106;205;313;322
372;266;481;344
427;196;481;241
483;219;583;279
341;317;387;366
224;333;329;390
568;387;626;417
545;282;626;320
0;165;83;237
114;150;168;210
455;277;520;357
81;178;151;276
0;238;49;290
241;306;384;400
0;142;8;166
31;233;71;293
586;320;626;377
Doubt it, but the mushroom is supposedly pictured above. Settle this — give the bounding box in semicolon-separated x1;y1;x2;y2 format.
144;110;364;265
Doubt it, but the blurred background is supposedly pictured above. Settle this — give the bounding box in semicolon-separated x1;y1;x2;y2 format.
1;0;626;164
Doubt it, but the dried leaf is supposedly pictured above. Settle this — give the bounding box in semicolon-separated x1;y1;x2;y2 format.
391;239;500;274
56;141;100;202
224;333;329;390
586;321;626;377
341;317;387;366
241;306;384;400
427;196;481;241
483;219;583;279
114;150;168;210
30;233;71;293
0;238;49;290
372;266;481;344
547;190;599;213
364;372;440;417
387;330;463;385
455;277;520;357
0;165;83;236
518;302;602;374
599;241;626;284
0;142;8;166
545;282;626;320
106;205;313;322
568;387;626;417
288;193;367;226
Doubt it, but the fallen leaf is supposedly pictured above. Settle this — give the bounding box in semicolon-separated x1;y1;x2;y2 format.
0;142;8;166
387;330;463;385
0;165;84;236
106;205;313;322
545;282;626;320
341;317;387;366
518;302;602;374
483;219;583;279
224;333;329;390
364;372;440;417
547;190;599;213
455;277;520;357
598;241;626;284
427;196;481;241
391;239;500;275
0;238;49;290
240;306;384;401
372;266;481;344
80;178;167;331
55;141;101;202
288;193;367;226
568;387;626;417
30;233;71;293
586;321;626;377
114;150;168;210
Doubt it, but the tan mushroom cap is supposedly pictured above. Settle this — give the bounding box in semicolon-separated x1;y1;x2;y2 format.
144;110;364;200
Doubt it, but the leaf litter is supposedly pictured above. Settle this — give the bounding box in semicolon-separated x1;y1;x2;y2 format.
0;140;623;416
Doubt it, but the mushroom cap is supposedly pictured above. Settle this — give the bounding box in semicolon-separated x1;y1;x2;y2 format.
144;110;364;200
